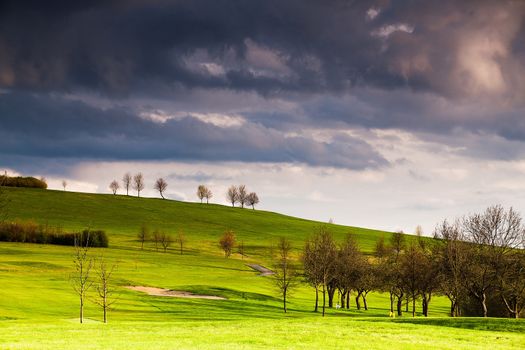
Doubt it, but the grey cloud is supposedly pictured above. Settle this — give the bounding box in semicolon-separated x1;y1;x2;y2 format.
0;92;388;169
1;0;523;100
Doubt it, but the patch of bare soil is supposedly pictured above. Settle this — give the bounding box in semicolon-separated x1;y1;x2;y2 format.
247;264;275;276
125;286;226;300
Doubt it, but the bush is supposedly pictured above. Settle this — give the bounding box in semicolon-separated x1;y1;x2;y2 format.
0;221;108;247
0;176;47;189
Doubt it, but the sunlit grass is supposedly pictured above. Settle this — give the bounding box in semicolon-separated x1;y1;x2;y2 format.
0;187;524;349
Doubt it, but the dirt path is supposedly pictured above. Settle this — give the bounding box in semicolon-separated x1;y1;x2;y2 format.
247;264;275;276
125;286;226;300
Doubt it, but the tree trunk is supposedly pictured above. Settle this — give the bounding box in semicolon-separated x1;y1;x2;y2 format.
450;300;456;317
412;295;416;317
340;291;346;308
390;292;395;314
322;285;326;316
346;291;350;309
356;291;362;310
481;292;488;318
283;291;287;313
328;285;336;308
397;294;403;316
314;285;319;312
405;295;409;312
80;297;84;324
363;293;368;311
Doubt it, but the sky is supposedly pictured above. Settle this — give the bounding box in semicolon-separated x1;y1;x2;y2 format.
2;0;525;234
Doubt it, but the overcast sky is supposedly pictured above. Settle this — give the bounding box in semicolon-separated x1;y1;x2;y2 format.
2;0;525;234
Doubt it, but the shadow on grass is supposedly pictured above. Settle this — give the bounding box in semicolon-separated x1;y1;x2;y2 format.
374;317;525;333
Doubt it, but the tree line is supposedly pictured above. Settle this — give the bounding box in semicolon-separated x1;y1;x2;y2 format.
108;173;260;209
296;205;525;318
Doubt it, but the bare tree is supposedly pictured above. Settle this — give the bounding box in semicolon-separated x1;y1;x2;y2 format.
109;180;120;195
93;257;117;323
305;226;337;316
415;225;424;237
227;186;239;207
152;229;162;251
219;230;236;257
71;231;94;324
122;173;132;196
137;224;149;250
246;192;259;210
160;232;172;253
197;185;207;203
334;235;361;309
303;238;322;312
434;220;467;317
204;187;213;204
238;240;245;259
238;185;248;208
154;178;168;199
273;237;297;313
398;243;422;317
62;180;67;191
462;205;525;317
175;230;186;255
499;251;525;318
133;173;145;197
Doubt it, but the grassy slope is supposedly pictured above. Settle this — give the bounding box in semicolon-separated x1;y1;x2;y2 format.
0;187;524;349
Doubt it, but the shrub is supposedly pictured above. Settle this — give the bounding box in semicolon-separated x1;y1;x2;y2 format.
0;175;47;189
0;221;108;247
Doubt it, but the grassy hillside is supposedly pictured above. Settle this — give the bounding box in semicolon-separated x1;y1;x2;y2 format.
0;187;524;349
4;187;391;253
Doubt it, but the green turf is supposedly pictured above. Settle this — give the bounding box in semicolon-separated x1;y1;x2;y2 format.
0;187;523;349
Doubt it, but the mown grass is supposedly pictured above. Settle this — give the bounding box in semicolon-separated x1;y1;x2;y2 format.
0;187;524;349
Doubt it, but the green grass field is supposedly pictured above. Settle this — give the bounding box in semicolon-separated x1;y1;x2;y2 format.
0;187;524;349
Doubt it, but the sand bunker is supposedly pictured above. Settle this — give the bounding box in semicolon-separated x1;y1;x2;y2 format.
125;286;226;300
247;264;275;276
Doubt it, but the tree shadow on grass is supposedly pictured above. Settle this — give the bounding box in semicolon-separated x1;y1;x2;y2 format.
369;317;525;333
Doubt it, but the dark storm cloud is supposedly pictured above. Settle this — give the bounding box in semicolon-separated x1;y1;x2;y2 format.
0;92;387;169
1;0;525;168
1;0;523;98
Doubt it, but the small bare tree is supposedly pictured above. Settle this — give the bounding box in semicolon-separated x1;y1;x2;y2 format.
197;185;207;203
238;240;245;259
415;225;424;237
122;173;132;195
246;192;259;209
152;229;162;251
93;257;118;323
238;185;247;208
109;180;120;195
227;186;239;207
62;180;67;191
175;231;186;255
154;178;168;199
160;232;172;253
219;230;236;257
273;237;297;313
204;187;213;204
137;224;149;250
71;231;94;324
133;173;145;197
